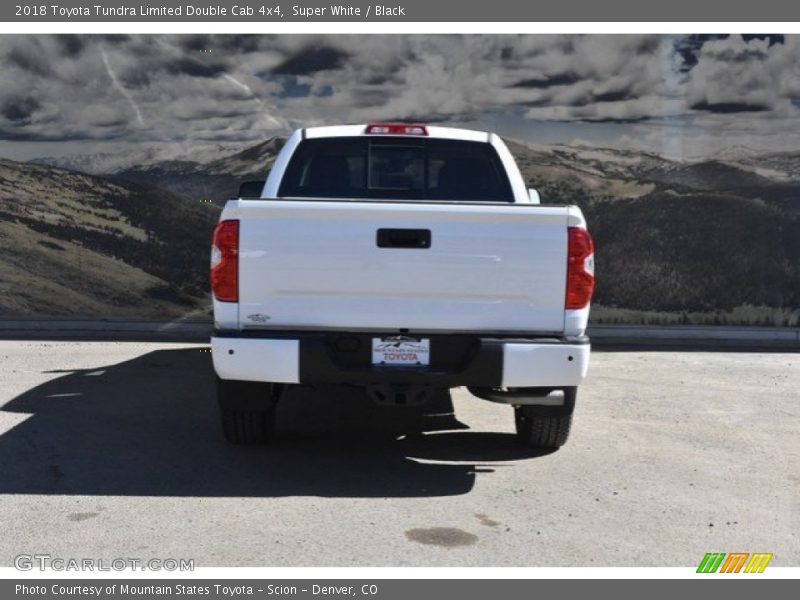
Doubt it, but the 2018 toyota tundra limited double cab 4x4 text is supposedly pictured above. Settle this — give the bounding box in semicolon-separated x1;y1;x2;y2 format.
210;123;595;449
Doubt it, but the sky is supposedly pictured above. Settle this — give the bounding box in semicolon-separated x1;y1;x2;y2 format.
1;33;799;161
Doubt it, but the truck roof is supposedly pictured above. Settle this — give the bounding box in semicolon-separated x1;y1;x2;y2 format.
303;124;492;143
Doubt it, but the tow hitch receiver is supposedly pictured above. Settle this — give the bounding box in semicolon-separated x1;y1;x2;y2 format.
366;383;434;406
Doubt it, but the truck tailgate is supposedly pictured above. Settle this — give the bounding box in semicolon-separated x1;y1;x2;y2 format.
234;200;569;334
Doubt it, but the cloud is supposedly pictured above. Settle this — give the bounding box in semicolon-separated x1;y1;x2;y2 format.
222;74;287;130
101;49;145;128
163;57;228;78
55;35;86;58
690;101;770;113
686;36;800;116
2;97;40;124
0;34;798;153
512;73;581;88
7;41;53;76
270;45;349;75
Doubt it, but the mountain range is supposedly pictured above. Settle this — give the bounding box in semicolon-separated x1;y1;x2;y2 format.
0;159;217;318
111;137;285;204
3;136;799;324
30;142;250;176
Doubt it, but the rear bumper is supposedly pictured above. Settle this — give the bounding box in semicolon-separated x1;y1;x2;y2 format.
211;330;590;389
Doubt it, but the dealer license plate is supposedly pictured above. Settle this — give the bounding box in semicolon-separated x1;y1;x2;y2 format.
371;337;430;366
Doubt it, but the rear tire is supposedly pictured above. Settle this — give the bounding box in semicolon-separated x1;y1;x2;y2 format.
217;378;280;445
514;387;576;449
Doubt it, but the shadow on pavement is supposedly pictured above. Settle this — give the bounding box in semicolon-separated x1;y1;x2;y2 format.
0;348;546;498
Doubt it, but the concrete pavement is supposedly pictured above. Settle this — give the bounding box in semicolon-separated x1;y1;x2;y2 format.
0;341;797;567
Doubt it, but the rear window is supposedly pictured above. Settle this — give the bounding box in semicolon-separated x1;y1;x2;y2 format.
278;137;513;202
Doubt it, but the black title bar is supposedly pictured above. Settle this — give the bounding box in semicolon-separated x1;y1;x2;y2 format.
3;0;799;22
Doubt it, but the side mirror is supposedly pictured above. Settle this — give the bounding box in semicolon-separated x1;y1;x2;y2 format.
527;188;541;204
238;180;265;199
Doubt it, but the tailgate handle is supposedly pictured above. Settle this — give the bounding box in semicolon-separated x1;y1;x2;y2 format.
376;228;431;249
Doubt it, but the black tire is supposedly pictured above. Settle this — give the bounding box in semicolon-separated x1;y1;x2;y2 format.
217;378;280;445
514;387;577;449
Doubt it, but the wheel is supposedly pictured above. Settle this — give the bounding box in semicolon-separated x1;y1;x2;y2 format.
216;377;281;445
513;387;577;449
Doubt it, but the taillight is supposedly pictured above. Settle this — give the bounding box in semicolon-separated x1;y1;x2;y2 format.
210;220;239;302
365;123;428;136
566;226;595;310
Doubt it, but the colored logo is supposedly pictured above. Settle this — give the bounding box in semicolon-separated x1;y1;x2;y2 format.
697;552;773;573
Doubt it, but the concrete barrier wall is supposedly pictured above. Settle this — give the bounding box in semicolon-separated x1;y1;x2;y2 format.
0;320;798;350
588;324;800;345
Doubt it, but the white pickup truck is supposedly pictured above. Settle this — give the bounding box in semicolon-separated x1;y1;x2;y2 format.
210;123;595;449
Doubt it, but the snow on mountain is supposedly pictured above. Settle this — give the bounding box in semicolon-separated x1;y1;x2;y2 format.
30;142;250;175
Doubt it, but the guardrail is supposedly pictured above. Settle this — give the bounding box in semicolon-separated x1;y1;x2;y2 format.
0;320;797;350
